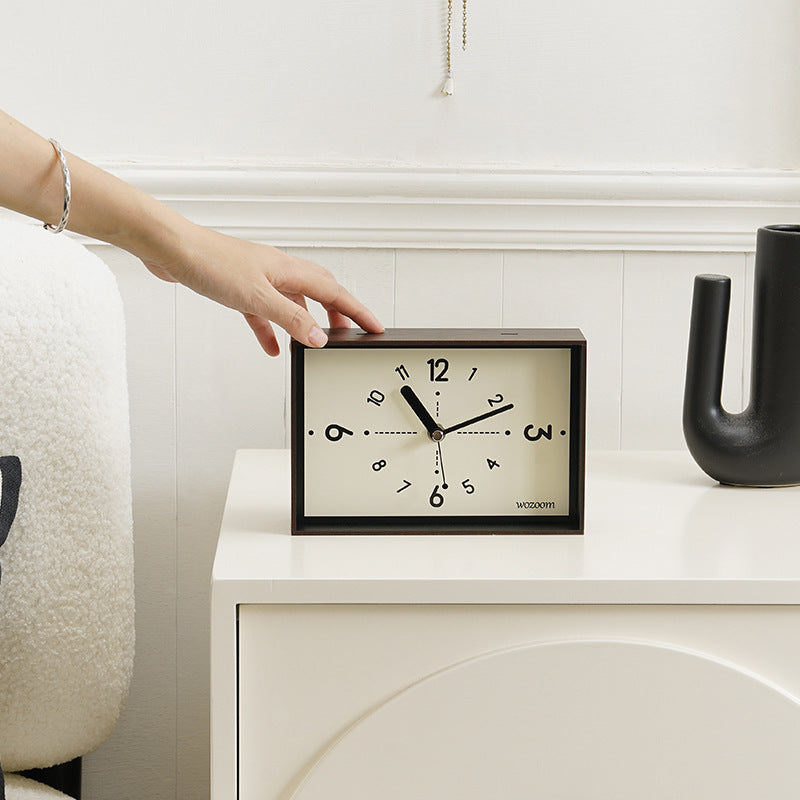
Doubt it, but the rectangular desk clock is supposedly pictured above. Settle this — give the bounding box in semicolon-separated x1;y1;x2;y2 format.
291;328;586;535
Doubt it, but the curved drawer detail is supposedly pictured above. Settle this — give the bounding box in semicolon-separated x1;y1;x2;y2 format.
292;638;800;799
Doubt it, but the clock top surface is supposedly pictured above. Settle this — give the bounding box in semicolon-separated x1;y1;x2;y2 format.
293;327;586;348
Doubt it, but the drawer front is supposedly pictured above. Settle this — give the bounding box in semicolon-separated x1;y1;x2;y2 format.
238;604;800;799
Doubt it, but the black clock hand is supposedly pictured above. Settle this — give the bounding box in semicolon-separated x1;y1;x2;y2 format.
400;385;444;440
442;403;515;435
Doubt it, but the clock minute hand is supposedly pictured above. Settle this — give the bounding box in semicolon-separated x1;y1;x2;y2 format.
400;385;443;440
442;403;515;435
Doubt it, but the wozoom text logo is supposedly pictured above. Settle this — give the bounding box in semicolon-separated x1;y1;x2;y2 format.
516;500;556;510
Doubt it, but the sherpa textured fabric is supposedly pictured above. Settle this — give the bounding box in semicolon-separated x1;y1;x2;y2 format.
0;219;133;772
4;773;73;799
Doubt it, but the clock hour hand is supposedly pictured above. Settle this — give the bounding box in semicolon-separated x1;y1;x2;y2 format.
442;403;515;435
400;385;444;440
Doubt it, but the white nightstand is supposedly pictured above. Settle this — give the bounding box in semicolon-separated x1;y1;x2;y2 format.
211;450;800;800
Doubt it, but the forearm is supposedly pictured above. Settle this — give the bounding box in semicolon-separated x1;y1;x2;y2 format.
0;109;188;262
0;108;383;354
0;110;64;227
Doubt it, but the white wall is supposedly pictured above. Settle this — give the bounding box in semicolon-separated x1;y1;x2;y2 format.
4;0;799;169
3;1;800;799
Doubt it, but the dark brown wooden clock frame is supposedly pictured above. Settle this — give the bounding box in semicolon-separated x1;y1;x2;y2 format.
291;328;586;535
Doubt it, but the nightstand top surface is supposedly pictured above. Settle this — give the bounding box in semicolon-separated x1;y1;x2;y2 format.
212;449;800;604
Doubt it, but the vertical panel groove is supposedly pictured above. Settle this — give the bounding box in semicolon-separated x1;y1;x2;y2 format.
619;252;627;450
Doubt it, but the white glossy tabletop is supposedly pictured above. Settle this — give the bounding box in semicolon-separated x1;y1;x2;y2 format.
212;449;800;604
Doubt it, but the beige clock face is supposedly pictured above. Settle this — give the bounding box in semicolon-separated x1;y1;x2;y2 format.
302;347;573;518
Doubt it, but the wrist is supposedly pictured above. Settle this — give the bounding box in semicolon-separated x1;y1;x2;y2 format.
63;153;193;268
115;191;194;272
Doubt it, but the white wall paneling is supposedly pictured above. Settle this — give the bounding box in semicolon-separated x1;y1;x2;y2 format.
395;250;503;327
96;166;800;252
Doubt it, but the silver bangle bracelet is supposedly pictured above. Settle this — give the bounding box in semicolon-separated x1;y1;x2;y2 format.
43;138;71;234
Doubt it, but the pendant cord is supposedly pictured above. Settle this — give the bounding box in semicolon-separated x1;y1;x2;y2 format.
446;0;452;75
442;0;466;96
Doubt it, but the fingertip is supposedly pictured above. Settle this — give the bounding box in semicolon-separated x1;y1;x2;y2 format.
365;313;385;333
308;325;328;347
352;309;384;334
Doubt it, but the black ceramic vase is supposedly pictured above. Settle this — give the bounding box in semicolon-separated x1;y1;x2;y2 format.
684;225;800;486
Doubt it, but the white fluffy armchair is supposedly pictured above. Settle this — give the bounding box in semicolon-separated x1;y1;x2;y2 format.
0;219;134;799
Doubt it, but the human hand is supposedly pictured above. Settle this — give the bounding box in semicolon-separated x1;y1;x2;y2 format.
140;222;384;356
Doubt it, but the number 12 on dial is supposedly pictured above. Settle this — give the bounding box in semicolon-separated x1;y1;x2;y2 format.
291;328;586;535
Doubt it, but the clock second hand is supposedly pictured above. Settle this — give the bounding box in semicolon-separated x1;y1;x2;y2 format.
436;439;448;489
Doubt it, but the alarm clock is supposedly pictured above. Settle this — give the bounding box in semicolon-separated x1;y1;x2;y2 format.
291;328;586;535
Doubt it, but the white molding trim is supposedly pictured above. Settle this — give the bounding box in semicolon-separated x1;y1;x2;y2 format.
106;165;800;250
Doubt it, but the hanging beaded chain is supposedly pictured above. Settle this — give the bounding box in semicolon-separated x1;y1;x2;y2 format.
442;0;454;95
441;0;466;96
